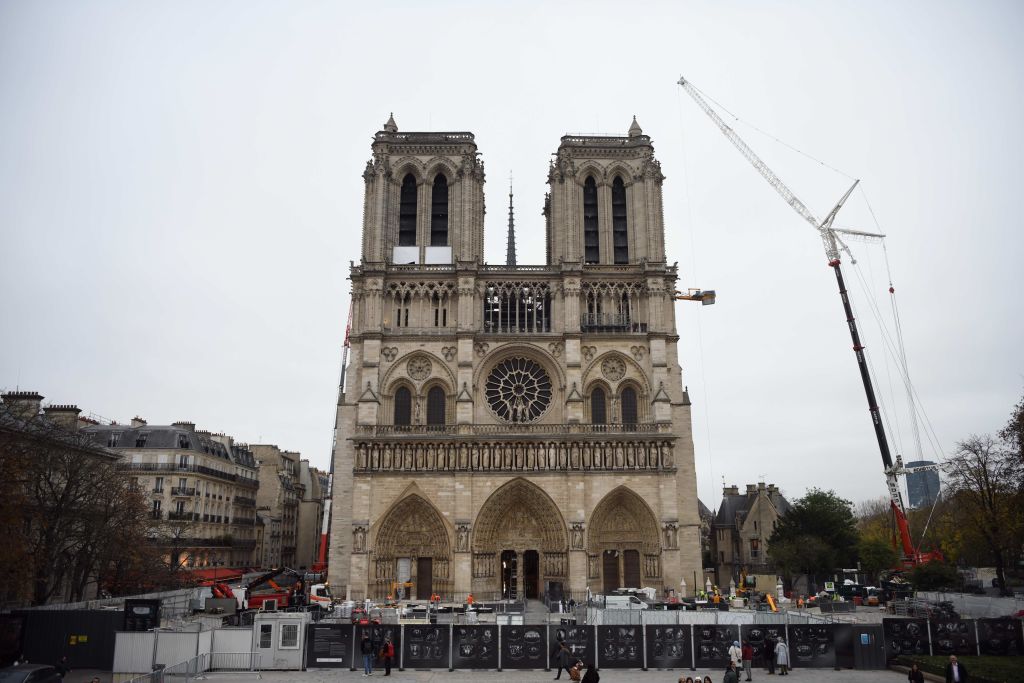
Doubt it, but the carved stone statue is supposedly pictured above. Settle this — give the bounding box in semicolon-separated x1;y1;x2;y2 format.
571;523;585;550
456;524;470;552
353;526;367;553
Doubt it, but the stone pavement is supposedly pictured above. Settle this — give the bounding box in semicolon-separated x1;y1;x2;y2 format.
204;668;904;683
66;667;907;683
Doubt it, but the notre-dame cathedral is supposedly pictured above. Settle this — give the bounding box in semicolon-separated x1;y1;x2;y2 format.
328;114;702;602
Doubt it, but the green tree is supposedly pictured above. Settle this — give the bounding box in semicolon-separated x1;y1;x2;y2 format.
857;536;899;583
907;560;960;591
769;488;858;583
999;391;1024;463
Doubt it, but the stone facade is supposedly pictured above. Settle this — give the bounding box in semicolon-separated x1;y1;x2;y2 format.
328;116;703;601
710;483;790;589
252;445;303;568
82;420;261;568
296;460;326;570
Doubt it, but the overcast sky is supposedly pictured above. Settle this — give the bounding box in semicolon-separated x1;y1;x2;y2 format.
2;1;1021;510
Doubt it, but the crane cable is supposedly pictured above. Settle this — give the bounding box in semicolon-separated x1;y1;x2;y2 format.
676;86;718;505
844;195;946;552
687;81;857;182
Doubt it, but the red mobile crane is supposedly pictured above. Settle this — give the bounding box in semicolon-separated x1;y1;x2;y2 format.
678;77;942;566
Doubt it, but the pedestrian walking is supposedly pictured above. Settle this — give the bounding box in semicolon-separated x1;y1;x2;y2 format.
944;655;967;683
764;634;776;675
55;656;71;678
724;661;739;683
741;641;754;681
379;634;394;676
907;662;925;683
581;662;599;683
553;638;573;680
360;633;375;676
774;638;790;676
727;640;742;668
703;676;714;683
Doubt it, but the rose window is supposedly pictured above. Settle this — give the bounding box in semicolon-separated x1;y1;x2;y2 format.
484;357;552;423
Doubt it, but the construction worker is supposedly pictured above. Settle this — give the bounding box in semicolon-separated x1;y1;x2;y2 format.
467;593;474;606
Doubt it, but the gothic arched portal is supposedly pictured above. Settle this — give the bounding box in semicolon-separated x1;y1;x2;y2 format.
588;486;662;593
372;493;452;600
472;478;568;600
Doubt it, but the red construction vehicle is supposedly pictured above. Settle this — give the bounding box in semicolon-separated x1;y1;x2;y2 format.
245;568;303;610
678;76;943;567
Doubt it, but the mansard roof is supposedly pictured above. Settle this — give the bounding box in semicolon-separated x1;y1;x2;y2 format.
82;423;256;468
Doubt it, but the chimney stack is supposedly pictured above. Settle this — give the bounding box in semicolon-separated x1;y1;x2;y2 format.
724;485;740;496
172;421;196;432
43;404;82;431
131;416;147;428
1;391;43;421
746;484;758;495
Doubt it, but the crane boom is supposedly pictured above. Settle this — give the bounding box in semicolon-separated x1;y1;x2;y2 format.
677;75;941;565
677;77;845;260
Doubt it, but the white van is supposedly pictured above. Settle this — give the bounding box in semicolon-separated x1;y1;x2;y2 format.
603;594;648;609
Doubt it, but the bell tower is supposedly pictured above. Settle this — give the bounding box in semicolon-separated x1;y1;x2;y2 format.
545;117;667;266
360;114;486;266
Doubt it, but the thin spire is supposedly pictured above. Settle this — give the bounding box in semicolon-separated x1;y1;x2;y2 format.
505;171;517;267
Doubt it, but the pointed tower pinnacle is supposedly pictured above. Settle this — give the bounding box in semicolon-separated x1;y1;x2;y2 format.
383;112;398;133
628;114;643;137
505;172;517;267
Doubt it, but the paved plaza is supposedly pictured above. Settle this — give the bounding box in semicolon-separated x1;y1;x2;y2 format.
208;669;905;683
65;668;908;683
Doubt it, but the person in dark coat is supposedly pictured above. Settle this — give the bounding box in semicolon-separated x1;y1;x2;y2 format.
724;661;739;683
360;633;375;676
581;662;600;683
55;656;71;678
944;655;967;683
553;639;573;680
907;662;925;683
764;634;777;674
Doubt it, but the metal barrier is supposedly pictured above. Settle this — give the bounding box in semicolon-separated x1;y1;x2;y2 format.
123;652;262;682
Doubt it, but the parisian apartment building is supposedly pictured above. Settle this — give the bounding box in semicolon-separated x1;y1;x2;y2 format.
83;420;262;569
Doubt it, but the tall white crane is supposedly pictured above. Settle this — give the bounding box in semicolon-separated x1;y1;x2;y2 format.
677;76;940;565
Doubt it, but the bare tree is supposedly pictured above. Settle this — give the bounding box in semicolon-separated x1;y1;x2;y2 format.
942;434;1024;595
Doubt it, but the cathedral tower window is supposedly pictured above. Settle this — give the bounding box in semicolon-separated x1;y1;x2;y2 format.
430;174;449;246
394;386;412;426
399;174;418;246
620;386;638;425
591;387;607;425
612;176;628;264
583;176;599;263
426;386;446;425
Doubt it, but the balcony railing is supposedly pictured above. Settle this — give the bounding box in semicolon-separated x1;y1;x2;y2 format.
171;487;197;497
580;313;647;333
168;511;199;521
118;462;259;488
234;496;256;507
232;516;255;525
353;423;668;438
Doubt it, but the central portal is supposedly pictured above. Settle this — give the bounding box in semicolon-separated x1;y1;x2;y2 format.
523;550;539;599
